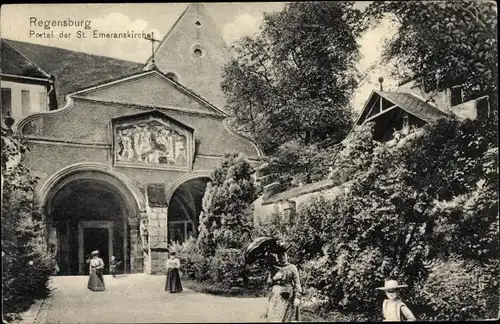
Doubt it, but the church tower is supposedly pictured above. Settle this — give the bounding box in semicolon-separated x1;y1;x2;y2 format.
143;3;231;109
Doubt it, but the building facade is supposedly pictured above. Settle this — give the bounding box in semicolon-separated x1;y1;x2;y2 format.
10;4;262;276
1;39;57;128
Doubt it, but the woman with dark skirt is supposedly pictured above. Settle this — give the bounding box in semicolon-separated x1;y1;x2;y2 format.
165;252;183;293
87;250;105;291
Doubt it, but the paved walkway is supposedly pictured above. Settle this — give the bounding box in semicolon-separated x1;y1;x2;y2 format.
36;274;268;323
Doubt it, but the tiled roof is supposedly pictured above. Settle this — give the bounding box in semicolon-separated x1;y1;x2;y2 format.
3;39;144;106
1;40;50;79
376;90;450;123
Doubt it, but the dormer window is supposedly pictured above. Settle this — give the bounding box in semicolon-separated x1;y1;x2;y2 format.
450;85;463;106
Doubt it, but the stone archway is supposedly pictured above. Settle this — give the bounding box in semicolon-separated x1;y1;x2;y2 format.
167;176;211;245
42;168;144;275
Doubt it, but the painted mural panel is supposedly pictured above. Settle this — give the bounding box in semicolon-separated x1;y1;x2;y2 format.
114;118;190;170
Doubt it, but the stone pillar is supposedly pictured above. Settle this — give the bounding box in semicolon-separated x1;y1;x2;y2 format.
128;216;143;273
149;207;169;274
144;183;169;274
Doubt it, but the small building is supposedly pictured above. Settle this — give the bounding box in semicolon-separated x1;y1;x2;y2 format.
354;80;491;144
1;39;57;128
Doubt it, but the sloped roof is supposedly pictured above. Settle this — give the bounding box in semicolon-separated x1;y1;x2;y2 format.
71;69;228;118
1;40;50;79
375;90;450;123
3;39;144;106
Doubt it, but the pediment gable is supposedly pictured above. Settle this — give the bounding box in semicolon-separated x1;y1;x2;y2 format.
72;71;227;117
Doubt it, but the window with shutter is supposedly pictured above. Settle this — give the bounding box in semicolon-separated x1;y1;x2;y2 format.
1;88;12;117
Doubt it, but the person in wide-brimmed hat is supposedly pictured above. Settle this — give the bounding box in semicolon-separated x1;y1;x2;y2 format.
263;240;302;322
87;250;105;292
376;280;416;322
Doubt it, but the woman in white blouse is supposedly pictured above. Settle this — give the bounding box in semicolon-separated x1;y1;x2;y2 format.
86;250;105;291
165;252;183;293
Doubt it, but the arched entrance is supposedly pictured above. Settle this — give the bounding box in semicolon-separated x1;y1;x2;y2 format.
167;177;210;244
44;170;140;275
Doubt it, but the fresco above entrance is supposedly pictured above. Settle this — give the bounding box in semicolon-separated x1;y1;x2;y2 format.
113;111;193;171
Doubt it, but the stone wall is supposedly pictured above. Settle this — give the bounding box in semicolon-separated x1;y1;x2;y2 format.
253;180;354;226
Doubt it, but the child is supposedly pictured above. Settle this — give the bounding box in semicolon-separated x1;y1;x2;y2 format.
110;256;121;278
376;280;416;322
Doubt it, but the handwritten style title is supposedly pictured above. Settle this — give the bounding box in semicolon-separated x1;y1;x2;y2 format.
30;17;92;30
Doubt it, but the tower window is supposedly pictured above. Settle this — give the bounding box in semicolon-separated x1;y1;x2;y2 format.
194;48;203;58
195;21;201;27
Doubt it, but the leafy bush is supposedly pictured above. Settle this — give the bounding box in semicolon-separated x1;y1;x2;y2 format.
265;118;498;321
2;129;53;322
187;153;269;294
418;258;500;321
210;249;246;289
266;140;341;186
197;153;260;256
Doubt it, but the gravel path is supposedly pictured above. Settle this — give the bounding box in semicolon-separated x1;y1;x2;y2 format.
37;274;268;323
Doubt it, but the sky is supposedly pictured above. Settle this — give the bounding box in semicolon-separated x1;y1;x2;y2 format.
1;2;397;112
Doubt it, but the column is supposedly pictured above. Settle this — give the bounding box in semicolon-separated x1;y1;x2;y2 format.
148;207;169;274
128;216;143;273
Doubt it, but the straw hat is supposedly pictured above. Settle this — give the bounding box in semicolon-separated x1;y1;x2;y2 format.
91;250;99;256
376;280;408;291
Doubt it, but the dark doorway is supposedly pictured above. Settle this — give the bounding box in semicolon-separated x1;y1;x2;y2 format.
48;178;131;275
83;228;109;275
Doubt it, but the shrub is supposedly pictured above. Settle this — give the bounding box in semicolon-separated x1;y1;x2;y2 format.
418;258;500;321
210;249;246;289
2;129;52;322
197;153;260;256
286;196;340;265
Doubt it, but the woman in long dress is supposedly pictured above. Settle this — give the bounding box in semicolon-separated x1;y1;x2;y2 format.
87;250;105;291
165;252;183;293
265;244;303;322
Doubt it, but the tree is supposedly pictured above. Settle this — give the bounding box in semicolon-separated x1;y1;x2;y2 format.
197;153;260;256
2;128;52;322
265;140;340;187
365;1;498;110
222;1;366;155
271;118;498;320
